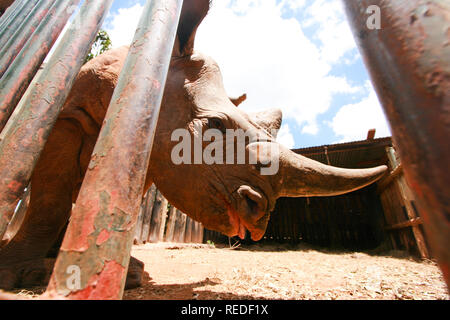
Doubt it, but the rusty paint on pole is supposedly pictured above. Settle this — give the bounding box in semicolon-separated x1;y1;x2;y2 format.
0;0;38;48
343;0;450;289
0;0;56;78
0;0;113;240
45;0;184;300
0;0;79;131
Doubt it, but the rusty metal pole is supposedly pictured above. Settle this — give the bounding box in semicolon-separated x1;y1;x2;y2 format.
0;0;57;78
0;0;38;47
0;0;25;30
0;0;79;131
343;0;450;289
0;0;21;23
45;0;183;300
0;0;112;240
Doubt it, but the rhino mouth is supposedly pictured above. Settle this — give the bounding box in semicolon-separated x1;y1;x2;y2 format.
227;185;270;241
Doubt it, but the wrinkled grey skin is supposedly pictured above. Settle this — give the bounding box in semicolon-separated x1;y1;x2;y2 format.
0;0;386;290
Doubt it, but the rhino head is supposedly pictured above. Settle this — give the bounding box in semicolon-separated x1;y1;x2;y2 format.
147;0;387;241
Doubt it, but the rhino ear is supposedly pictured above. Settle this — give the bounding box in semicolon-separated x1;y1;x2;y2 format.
250;108;283;137
173;0;210;57
230;93;247;107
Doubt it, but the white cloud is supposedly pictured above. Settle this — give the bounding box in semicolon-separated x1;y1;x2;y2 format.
102;0;390;147
196;0;361;137
302;0;357;64
329;82;391;142
277;124;295;149
104;3;144;47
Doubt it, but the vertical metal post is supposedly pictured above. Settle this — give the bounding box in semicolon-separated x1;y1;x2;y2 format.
46;0;184;300
0;0;79;131
0;0;38;47
343;0;450;289
0;0;24;30
0;0;20;22
0;0;113;240
0;0;57;78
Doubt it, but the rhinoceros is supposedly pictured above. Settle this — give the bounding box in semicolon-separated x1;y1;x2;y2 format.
0;0;386;290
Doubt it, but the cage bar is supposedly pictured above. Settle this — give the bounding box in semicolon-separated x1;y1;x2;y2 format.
0;0;113;240
0;0;38;47
45;0;184;300
0;0;79;131
0;0;56;78
343;0;450;289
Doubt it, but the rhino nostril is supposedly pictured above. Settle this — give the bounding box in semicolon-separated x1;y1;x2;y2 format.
244;195;258;214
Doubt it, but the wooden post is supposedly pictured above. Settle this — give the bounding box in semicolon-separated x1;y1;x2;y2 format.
148;190;168;243
386;147;430;258
184;217;193;243
173;210;187;243
140;185;156;244
164;205;177;242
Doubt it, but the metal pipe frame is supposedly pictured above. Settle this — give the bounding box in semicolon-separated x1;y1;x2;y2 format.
45;0;184;300
0;0;113;240
0;0;79;131
0;0;38;47
0;0;56;78
343;0;450;289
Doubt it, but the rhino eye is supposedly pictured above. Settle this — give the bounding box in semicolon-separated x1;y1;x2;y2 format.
208;118;226;134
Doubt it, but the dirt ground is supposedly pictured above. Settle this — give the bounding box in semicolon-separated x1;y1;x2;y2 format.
5;242;448;300
123;242;448;300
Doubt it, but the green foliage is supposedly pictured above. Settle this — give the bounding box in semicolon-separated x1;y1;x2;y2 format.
206;240;215;247
85;30;112;63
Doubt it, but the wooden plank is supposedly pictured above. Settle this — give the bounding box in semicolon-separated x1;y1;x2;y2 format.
164;205;176;242
140;185;156;244
385;217;423;230
158;198;168;241
134;206;144;244
148;189;168;243
173;210;187;243
184;217;193;243
385;147;430;258
377;163;403;193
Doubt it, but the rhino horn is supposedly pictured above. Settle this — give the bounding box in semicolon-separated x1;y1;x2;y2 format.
277;145;387;197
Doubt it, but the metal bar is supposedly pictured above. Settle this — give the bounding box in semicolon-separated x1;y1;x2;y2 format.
0;0;24;30
45;0;184;300
0;0;20;22
0;0;38;47
0;0;112;240
0;0;56;78
0;0;79;131
343;0;450;289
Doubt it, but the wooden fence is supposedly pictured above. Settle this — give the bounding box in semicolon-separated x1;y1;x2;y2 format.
377;147;430;258
134;185;204;244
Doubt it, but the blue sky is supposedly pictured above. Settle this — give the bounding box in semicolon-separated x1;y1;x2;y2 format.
102;0;391;148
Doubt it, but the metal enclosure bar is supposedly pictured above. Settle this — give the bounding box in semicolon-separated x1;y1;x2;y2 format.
0;0;113;240
343;0;450;289
0;0;79;131
0;0;56;78
45;0;184;300
0;0;38;47
0;0;21;23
